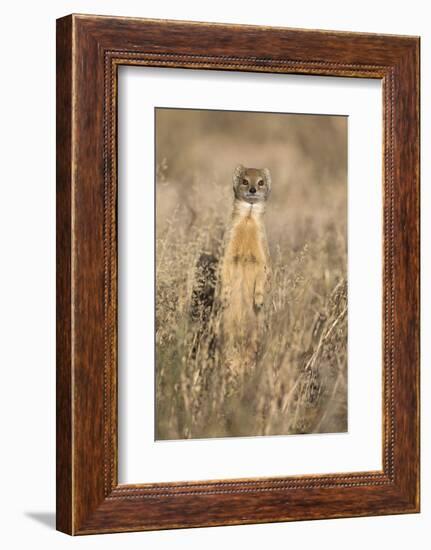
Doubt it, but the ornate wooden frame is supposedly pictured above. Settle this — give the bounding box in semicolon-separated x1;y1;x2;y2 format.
56;14;420;535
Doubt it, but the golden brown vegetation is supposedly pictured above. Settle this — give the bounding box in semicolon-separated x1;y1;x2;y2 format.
155;108;347;439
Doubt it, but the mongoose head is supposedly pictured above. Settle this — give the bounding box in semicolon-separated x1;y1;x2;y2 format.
233;165;272;205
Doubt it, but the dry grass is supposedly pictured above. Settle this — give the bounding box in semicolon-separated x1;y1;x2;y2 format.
155;108;347;440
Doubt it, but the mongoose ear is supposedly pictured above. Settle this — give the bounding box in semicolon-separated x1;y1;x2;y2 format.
262;168;272;193
233;164;245;188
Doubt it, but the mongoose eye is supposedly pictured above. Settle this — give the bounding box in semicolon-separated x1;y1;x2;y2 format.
242;179;248;186
258;180;264;187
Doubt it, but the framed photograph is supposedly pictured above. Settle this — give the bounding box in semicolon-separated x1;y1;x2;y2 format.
56;14;420;535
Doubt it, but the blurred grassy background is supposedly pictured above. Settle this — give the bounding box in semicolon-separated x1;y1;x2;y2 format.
155;108;347;440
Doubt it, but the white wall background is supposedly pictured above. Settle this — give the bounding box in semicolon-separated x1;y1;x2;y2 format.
0;1;427;548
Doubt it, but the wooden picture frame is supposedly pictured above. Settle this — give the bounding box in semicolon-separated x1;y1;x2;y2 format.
56;14;420;535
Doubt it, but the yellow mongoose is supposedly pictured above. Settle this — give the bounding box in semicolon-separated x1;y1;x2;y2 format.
220;164;272;378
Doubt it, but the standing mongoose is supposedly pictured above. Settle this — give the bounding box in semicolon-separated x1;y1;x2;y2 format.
219;164;272;380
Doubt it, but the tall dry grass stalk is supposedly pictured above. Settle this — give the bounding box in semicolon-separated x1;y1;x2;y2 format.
155;108;347;440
